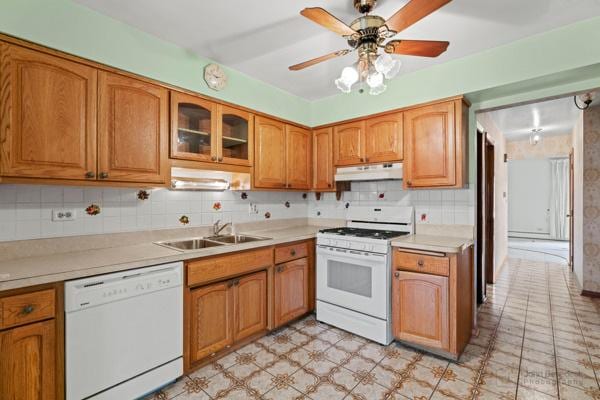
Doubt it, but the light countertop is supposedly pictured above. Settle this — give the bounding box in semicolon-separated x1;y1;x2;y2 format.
0;225;323;291
391;234;474;254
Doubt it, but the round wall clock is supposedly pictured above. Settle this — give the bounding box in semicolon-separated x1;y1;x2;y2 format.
204;63;227;91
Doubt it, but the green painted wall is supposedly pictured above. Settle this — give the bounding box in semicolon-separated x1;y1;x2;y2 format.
310;16;600;126
2;0;600;180
0;0;312;125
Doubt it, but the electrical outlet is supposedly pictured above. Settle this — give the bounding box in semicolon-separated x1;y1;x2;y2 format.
248;203;258;214
52;209;76;221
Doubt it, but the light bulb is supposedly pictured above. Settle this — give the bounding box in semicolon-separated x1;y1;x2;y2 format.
335;77;352;93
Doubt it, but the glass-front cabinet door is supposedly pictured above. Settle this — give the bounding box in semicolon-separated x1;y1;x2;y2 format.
218;105;253;166
170;92;216;162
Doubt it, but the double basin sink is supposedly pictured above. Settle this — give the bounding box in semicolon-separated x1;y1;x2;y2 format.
155;234;271;251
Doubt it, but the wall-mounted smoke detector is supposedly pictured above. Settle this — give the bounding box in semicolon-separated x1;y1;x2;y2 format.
530;128;543;146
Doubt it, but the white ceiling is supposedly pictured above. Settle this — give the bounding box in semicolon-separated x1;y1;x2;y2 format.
75;0;600;100
484;97;584;141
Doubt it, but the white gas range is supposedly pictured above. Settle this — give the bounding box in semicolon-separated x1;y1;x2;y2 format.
316;206;414;345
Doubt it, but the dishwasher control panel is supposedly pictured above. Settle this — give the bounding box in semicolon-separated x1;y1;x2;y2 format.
64;262;183;312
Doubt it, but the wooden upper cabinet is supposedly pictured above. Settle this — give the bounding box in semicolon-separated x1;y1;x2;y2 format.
312;128;334;191
274;258;309;327
170;91;217;163
392;270;449;351
365;112;403;163
333;120;365;166
286;125;311;190
0;320;56;400
404;100;465;188
254;116;286;189
189;281;233;363
233;271;267;342
218;105;253;166
98;72;168;184
0;43;97;180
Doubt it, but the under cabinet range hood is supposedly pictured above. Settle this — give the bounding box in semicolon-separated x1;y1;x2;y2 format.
170;167;251;191
334;163;403;182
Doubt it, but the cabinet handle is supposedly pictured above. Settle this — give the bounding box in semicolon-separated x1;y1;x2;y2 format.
290;249;296;256
227;281;234;288
85;171;95;179
417;259;424;267
360;158;365;163
277;265;285;273
211;156;217;161
394;272;400;278
218;156;223;162
406;180;412;186
21;304;35;315
99;172;109;179
327;183;332;188
233;279;240;286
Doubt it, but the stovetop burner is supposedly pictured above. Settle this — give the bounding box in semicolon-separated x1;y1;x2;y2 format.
318;227;409;240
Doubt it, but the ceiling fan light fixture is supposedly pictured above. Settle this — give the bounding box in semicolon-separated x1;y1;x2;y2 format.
335;65;359;93
375;53;402;80
369;82;387;95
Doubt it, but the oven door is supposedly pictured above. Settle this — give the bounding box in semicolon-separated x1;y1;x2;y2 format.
316;245;389;319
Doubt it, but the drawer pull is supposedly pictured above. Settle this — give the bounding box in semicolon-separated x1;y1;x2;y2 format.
417;259;424;267
290;249;296;256
21;305;35;315
394;272;400;278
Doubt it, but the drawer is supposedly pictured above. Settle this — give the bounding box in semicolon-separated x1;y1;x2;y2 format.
393;250;449;276
275;241;309;264
187;247;272;287
0;288;56;329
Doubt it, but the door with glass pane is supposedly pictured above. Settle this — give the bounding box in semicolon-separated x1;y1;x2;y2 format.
170;92;217;162
218;105;252;166
316;246;388;319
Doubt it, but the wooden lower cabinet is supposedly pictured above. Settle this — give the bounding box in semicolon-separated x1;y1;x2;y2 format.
391;246;473;359
0;284;62;400
0;320;56;400
392;271;449;350
189;281;234;362
187;269;268;369
233;271;267;341
274;258;309;327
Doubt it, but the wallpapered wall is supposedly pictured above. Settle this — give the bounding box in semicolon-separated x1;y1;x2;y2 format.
0;183;475;242
506;134;572;160
583;105;600;293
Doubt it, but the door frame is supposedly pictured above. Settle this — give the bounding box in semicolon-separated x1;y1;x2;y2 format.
569;149;575;270
476;130;496;304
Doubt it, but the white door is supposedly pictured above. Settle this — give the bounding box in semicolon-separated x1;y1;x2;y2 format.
508;159;551;236
316;246;389;319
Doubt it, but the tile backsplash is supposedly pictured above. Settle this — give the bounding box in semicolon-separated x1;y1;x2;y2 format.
0;185;308;242
308;181;475;225
0;182;474;242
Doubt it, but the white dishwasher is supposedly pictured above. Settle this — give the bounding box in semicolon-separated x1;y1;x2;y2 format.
65;262;183;400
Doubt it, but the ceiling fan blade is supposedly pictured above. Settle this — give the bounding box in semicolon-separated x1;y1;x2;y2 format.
385;40;449;57
385;0;452;34
289;49;351;71
300;7;356;37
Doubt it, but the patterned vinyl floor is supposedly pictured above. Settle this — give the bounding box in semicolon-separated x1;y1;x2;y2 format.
143;258;600;400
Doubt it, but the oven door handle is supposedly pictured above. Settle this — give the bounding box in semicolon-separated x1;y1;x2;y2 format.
317;245;386;258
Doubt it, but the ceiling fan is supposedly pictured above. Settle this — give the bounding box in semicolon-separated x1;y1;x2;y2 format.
289;0;452;95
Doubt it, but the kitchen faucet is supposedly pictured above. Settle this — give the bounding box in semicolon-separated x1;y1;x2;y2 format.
213;220;231;236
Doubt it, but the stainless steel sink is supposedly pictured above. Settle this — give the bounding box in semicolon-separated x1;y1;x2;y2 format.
155;238;225;251
205;234;271;244
155;234;271;251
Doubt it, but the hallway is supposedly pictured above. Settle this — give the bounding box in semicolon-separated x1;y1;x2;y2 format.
508;238;569;265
